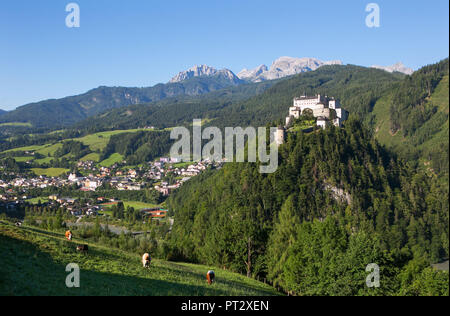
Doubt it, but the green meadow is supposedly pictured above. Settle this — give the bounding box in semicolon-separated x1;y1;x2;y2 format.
99;153;124;167
13;156;35;162
31;168;70;177
0;222;280;296
0;122;32;127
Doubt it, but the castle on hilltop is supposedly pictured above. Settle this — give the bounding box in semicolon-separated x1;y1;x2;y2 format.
286;94;349;128
275;94;349;145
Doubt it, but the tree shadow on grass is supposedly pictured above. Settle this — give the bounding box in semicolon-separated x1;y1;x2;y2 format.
158;261;280;296
0;233;246;296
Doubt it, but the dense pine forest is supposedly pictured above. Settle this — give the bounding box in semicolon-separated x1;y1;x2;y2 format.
167;117;449;296
101;131;172;165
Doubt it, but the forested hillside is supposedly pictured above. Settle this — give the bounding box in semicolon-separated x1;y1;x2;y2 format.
167;118;449;296
72;79;279;133
101;131;172;165
0;79;276;149
0;74;251;130
370;59;449;176
72;65;403;133
210;65;404;129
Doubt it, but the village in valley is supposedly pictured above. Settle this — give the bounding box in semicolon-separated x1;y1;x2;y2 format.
0;155;223;224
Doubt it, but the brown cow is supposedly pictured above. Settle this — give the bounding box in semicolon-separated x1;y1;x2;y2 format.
76;245;88;253
206;270;215;285
142;253;151;268
65;230;73;241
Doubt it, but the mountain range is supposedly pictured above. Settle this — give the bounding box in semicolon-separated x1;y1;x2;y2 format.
169;65;243;84
0;56;415;129
237;57;343;82
371;62;414;75
169;57;345;84
73;64;405;133
0;109;6;116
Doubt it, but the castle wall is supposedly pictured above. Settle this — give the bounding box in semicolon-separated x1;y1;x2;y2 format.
313;108;330;118
275;128;285;145
286;116;293;126
289;107;301;118
317;119;327;129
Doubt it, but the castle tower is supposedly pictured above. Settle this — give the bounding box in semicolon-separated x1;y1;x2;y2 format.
275;126;285;146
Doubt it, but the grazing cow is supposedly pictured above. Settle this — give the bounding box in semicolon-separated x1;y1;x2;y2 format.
76;244;89;253
142;253;151;268
15;222;22;227
206;270;215;285
65;230;73;241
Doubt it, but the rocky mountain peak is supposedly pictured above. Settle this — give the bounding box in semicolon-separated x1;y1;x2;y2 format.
237;57;343;82
169;65;240;83
371;62;414;75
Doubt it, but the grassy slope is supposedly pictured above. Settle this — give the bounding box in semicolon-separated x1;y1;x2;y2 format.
0;222;280;296
2;144;47;154
372;75;449;163
74;129;147;152
415;76;449;151
1;129;153;173
1;129;148;155
80;153;101;162
13;156;35;162
25;197;50;204
0;122;32;127
99;153;124;167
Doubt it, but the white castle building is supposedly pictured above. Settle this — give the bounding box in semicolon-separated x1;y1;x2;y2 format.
286;94;349;128
275;94;349;145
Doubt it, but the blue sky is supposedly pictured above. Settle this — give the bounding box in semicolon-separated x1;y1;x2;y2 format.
0;0;448;110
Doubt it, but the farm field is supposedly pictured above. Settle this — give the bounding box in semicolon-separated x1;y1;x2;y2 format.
100;201;160;210
72;129;148;152
80;153;101;162
99;153;124;167
26;197;50;204
123;201;160;210
0;122;32;127
1;128;149;155
34;157;54;164
13;156;35;162
31;168;69;177
2;144;48;154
